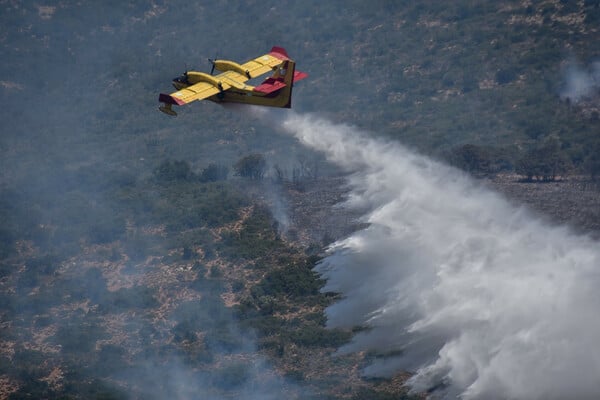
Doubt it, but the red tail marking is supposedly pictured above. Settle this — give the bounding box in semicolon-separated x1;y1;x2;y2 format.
293;71;308;82
269;46;290;60
254;78;287;94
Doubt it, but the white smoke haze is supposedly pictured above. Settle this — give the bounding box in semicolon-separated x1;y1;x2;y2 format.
561;60;600;103
275;112;600;399
264;178;291;234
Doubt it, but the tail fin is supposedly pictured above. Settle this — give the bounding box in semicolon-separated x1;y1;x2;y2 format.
279;60;296;108
280;60;308;108
252;60;308;108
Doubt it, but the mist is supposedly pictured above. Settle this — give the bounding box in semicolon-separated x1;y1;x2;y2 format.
274;112;600;399
561;60;600;103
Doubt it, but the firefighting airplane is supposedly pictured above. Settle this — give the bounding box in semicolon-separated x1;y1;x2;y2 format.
158;46;307;116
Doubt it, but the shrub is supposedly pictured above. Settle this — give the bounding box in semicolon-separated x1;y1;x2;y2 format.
516;136;571;181
233;154;266;180
153;160;194;182
199;163;229;182
495;67;518;84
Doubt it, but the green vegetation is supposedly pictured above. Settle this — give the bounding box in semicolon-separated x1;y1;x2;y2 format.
219;205;286;259
199;163;229;183
515;135;572;181
233;153;267;180
445;143;515;176
583;140;600;180
0;154;360;398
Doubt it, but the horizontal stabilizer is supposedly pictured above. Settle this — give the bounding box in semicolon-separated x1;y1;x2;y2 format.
254;78;287;94
254;70;308;94
293;70;308;82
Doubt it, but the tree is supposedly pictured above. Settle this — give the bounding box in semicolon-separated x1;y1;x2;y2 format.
233;154;266;180
495;67;518;84
273;163;287;182
583;140;600;180
199;163;228;182
516;135;570;181
447;144;492;176
153;160;194;182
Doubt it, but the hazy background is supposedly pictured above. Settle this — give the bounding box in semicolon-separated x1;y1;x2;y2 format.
2;1;600;399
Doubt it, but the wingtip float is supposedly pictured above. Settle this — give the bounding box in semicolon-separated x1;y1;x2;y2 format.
158;46;307;116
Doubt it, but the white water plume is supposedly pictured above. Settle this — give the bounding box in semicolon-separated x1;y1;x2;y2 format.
276;112;600;399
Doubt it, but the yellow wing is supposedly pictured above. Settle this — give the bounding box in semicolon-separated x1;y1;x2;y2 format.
163;83;221;105
237;47;290;78
159;47;291;110
212;46;290;79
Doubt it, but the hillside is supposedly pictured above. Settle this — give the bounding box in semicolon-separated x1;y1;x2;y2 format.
0;170;415;399
1;1;600;399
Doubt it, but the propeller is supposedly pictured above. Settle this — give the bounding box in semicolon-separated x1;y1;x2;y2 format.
178;63;189;84
174;71;189;85
208;53;218;75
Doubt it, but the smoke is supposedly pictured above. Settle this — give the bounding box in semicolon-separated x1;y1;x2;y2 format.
0;5;308;399
561;60;600;103
265;180;291;234
275;112;600;399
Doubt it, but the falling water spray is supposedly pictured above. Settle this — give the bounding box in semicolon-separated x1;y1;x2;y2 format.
270;111;600;399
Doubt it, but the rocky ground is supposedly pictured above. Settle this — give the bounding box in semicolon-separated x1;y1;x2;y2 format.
280;173;600;246
281;178;367;247
486;174;600;238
